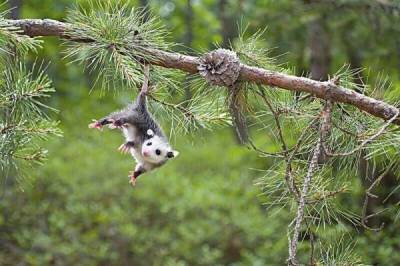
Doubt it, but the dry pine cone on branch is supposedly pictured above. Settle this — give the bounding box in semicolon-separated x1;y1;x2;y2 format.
197;48;241;86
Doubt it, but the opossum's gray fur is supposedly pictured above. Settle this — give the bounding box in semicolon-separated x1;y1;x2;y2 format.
89;65;178;185
100;90;167;145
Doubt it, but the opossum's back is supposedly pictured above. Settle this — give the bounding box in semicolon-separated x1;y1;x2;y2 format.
126;104;165;139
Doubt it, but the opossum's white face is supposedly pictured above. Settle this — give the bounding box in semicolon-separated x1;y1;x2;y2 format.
141;135;179;164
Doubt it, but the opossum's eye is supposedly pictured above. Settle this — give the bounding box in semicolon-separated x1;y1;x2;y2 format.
146;142;152;146
155;149;161;155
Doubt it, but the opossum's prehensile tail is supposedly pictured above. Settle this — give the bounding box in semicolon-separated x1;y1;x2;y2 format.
135;64;150;111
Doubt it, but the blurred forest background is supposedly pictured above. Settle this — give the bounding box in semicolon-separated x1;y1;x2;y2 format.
1;0;400;265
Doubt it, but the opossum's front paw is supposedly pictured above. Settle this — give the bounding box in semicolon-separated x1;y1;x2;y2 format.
88;120;102;130
118;141;134;154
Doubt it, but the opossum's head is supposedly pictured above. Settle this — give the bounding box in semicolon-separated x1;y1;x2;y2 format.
142;134;179;164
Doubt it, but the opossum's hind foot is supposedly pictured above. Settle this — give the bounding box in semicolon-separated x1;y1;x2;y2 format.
128;171;137;186
129;176;137;186
118;141;134;154
128;170;143;186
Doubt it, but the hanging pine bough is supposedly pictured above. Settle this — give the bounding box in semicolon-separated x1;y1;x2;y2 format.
0;10;61;183
64;1;172;91
2;1;400;264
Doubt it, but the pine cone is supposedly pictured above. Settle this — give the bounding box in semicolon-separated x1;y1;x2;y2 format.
197;48;241;86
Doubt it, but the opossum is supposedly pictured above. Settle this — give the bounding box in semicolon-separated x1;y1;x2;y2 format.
89;65;179;185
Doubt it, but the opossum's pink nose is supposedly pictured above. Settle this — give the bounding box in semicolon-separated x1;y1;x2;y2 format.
143;151;149;157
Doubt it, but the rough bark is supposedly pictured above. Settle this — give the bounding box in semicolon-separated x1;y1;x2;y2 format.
5;18;400;125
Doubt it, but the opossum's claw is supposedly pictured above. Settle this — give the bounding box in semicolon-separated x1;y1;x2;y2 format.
118;143;131;154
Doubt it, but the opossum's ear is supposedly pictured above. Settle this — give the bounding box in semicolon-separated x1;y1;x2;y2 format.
146;129;155;137
167;150;179;158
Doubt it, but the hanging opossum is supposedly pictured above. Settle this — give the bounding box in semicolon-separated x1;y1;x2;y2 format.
89;65;179;185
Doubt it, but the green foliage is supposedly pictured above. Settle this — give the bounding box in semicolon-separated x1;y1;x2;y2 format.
0;9;60;181
151;86;231;135
318;235;363;266
65;0;170;91
233;26;400;264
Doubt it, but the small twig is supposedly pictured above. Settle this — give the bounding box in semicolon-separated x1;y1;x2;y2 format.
331;120;359;138
148;94;195;120
324;109;399;157
13;150;45;161
256;86;289;155
305;186;347;204
0;124;17;134
304;219;316;266
320;101;333;157
247;138;287;158
361;161;395;231
256;85;305;198
284;117;320;199
275;106;318;119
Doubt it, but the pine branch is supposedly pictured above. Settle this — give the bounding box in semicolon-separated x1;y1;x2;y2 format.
287;101;335;265
6;18;400;125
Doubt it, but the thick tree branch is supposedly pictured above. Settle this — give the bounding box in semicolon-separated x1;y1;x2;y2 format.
11;19;70;37
7;19;400;125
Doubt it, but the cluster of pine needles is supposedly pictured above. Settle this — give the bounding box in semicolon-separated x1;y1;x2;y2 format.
0;9;61;184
